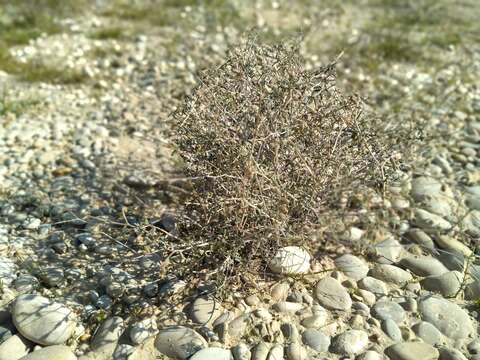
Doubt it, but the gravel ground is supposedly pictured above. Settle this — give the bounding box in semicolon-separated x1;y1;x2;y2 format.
1;1;480;359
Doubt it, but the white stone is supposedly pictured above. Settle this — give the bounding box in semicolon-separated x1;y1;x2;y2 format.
13;294;77;346
190;347;233;360
269;247;311;274
154;326;207;359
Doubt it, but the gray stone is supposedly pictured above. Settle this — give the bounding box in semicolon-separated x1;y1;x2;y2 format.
418;296;473;340
285;342;307;360
411;176;443;201
190;347;233;360
154;326;207;359
369;264;412;285
331;330;368;356
113;343;134;360
438;347;468;360
301;314;327;329
381;319;402;342
12;294;77;346
189;296;222;325
462;210;480;237
371;301;405;323
414;208;452;232
90;316;124;358
334;254;369;281
302;329;330;352
270;283;289;302
281;323;300;342
420;271;463;297
272;301;303;313
0;257;17;286
420;195;455;221
269;246;311;275
267;344;283;360
19;345;77;360
399;256;449;276
385;342;439;360
434;235;472;257
373;238;403;264
38;268;64;287
314;277;352;311
407;229;435;249
129;318;158;345
14;274;39;293
357;350;382;360
412;321;443;345
231;343;251;360
0;334;31;360
252;341;270;360
358;277;388;296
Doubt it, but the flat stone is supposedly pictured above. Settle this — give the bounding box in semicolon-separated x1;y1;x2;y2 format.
189;296;222;325
155;326;207;359
412;321;443;345
302;329;330;352
267;344;283;360
231;343;251;360
358;277;388;296
371;301;405;323
129;318;158;345
411;176;443;201
438;347;468;360
269;247;311;275
414;208;451;232
420;271;463;297
331;330;368;356
285;342;307;360
334;254;369;281
373;238;403;264
314;277;352;311
369;264;412;285
381;319;402;342
12;294;77;345
399;256;449;277
190;347;233;360
385;342;439;360
19;345;77;360
251;341;270;360
418;296;473;340
434;235;472;257
0;334;32;360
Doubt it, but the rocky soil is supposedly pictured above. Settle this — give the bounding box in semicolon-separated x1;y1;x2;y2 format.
1;1;480;359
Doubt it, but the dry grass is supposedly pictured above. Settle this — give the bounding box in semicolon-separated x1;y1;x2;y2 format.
169;34;416;289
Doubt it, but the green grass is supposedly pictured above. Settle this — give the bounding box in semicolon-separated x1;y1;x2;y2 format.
88;26;127;40
0;48;87;84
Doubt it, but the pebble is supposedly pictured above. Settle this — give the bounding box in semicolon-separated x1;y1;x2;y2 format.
90;316;124;357
331;330;368;356
12;294;77;345
399;256;449;276
412;321;443;345
334;254;369;280
189;296;222;325
373;238;403;264
269;246;311;274
272;301;303;313
371;301;406;323
418;296;473;339
358;277;388;296
0;334;32;359
267;344;283;360
314;277;352;310
231;343;251;360
407;229;435;249
410;176;443;201
19;345;77;360
285;342;307;360
154;326;207;359
381;319;402;342
434;235;473;257
438;347;468;360
420;271;463;297
113;344;134;360
270;283;289;302
385;342;439;360
357;350;382;360
301;329;330;352
369;264;412;285
190;347;233;360
414;208;452;232
129;318;158;345
251;341;270;360
301;314;327;328
0;257;17;286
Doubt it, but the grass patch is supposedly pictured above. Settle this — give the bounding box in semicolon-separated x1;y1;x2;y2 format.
0;48;87;84
88;26;127;40
0;92;41;118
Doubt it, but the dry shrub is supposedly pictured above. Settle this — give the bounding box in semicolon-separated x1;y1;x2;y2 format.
171;35;404;286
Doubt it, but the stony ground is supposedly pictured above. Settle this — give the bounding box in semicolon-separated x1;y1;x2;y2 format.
1;0;480;359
